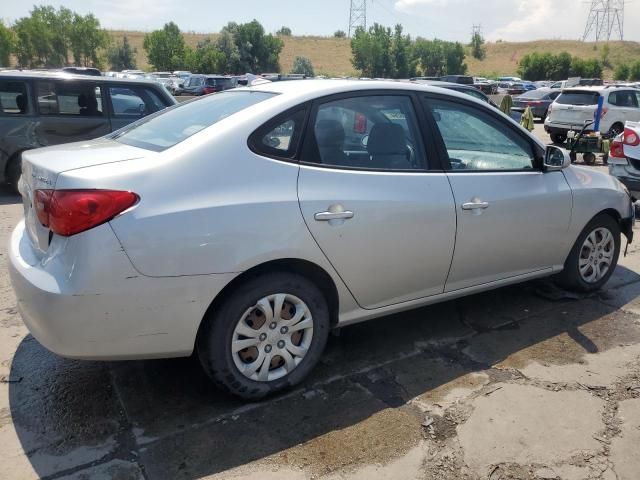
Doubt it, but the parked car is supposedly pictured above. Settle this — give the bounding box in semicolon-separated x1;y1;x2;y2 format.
544;86;640;144
522;82;537;91
61;67;102;77
512;88;561;120
180;75;238;96
497;76;522;83
414;80;498;107
8;80;634;399
497;82;527;95
0;71;177;191
608;121;640;200
440;75;474;85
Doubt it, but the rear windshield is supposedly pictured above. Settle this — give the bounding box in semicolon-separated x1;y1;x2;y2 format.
556;91;600;106
519;89;548;99
111;91;275;151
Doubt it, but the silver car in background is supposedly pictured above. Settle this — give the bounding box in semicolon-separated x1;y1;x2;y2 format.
8;80;635;399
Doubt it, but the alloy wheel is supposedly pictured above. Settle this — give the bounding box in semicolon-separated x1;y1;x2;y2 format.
579;227;615;283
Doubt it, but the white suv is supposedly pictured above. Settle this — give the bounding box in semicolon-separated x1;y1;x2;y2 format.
544;86;640;144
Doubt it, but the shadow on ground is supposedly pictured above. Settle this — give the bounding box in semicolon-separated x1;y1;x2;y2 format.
8;266;640;479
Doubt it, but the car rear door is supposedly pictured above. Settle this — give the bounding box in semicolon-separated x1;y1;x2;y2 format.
423;94;573;292
297;91;457;309
34;80;111;146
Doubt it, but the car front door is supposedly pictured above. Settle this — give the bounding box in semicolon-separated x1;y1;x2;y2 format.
297;92;457;309
423;95;573;292
34;80;111;146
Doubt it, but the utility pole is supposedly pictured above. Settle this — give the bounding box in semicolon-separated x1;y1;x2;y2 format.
349;0;367;37
583;0;625;42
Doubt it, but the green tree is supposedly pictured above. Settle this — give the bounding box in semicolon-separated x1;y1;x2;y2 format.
350;24;394;78
444;41;467;75
291;56;314;76
470;30;485;60
108;36;137;71
276;26;292;36
413;38;445;76
614;63;630;81
192;38;226;73
630;61;640;81
0;22;15;67
69;13;108;67
600;43;611;68
391;24;416;78
215;30;241;73
13;6;71;67
143;22;186;71
334;30;347;38
222;20;283;73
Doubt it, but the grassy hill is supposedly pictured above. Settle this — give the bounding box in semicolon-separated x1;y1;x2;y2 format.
108;31;640;78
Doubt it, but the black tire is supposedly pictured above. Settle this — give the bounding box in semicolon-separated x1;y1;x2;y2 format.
556;214;621;293
550;133;567;144
197;272;330;399
570;151;577;163
602;153;609;165
6;156;22;195
583;152;596;165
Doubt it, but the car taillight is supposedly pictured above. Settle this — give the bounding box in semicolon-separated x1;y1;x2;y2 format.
548;104;553;114
624;128;640;146
34;189;139;236
527;101;543;105
610;139;625;158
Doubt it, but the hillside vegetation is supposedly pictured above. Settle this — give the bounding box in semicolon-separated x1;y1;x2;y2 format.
108;31;640;78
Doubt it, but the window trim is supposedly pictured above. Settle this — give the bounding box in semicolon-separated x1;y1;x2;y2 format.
247;103;311;162
299;89;439;173
421;93;545;173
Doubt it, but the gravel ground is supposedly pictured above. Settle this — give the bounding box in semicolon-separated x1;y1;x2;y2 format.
0;123;638;480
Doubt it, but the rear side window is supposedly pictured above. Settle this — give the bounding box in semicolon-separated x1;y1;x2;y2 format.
609;91;639;108
37;81;104;116
112;91;275;152
556;91;600;106
0;81;29;114
109;86;168;117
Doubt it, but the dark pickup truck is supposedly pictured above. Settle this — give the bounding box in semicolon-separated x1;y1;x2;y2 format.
0;71;177;191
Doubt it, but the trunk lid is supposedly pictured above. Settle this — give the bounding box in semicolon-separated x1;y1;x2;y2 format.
20;138;148;255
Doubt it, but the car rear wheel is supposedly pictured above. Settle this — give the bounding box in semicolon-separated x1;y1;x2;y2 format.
557;214;620;292
583;152;596;165
197;272;330;399
550;133;566;144
609;123;624;138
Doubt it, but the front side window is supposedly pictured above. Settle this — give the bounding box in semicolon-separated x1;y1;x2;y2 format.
429;99;535;171
307;95;426;170
0;81;29;114
37;81;103;116
112;91;275;152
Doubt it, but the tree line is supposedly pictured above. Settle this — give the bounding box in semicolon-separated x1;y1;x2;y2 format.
350;24;468;78
517;51;604;81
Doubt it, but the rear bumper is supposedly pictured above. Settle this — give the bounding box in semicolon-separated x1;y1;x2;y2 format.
8;220;236;360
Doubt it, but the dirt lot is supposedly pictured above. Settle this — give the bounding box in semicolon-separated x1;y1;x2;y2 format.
0;123;638;479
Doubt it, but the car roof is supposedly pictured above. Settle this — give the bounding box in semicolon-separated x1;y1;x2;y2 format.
0;70;161;86
245;79;481;97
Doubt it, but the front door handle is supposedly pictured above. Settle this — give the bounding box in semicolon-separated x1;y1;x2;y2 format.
314;211;354;221
462;201;490;210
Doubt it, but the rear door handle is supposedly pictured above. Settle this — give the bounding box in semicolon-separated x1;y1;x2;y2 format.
462;201;490;210
314;211;354;221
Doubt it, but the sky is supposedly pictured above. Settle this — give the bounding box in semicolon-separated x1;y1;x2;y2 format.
2;0;640;42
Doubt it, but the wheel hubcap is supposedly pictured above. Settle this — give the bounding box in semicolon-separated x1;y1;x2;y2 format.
231;293;314;382
579;227;615;283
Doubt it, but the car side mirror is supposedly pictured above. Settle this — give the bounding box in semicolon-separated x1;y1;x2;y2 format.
544;145;571;171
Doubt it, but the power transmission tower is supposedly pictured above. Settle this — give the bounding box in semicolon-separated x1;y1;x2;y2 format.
582;0;625;42
349;0;367;37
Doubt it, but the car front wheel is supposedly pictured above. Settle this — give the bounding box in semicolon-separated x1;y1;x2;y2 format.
197;272;330;399
550;133;567;144
557;214;621;292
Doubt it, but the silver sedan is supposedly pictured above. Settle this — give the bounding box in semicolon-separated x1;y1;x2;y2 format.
8;80;635;399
